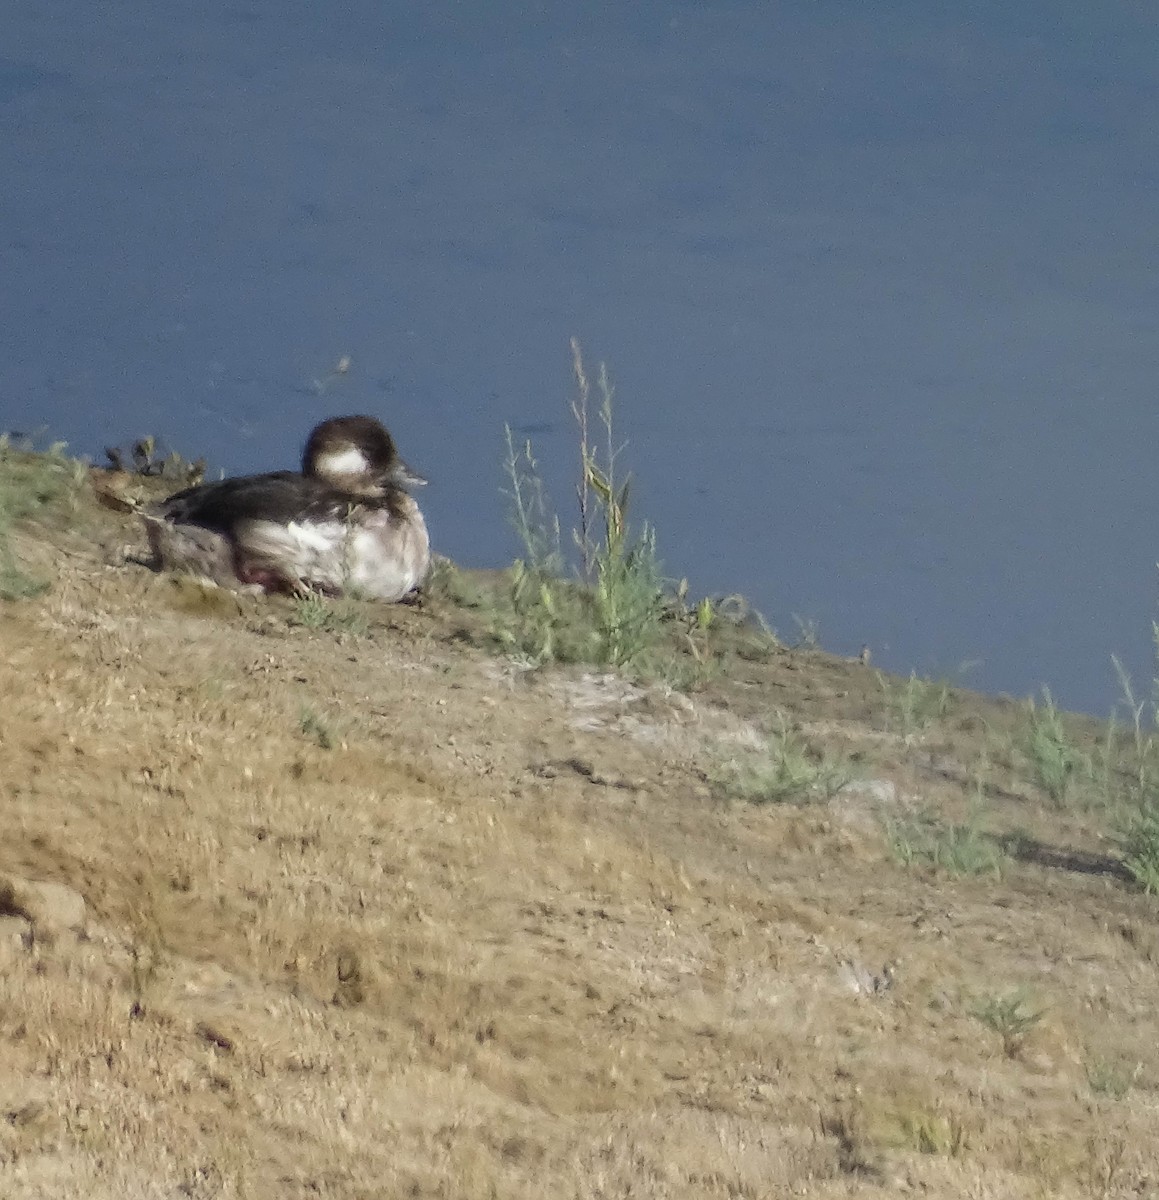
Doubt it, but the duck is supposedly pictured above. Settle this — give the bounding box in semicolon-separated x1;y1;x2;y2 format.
143;415;431;601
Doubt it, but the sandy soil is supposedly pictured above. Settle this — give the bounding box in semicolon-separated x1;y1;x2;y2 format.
0;460;1156;1198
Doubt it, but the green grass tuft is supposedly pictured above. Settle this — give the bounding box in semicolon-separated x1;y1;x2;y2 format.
1114;798;1159;894
885;800;1007;877
291;592;369;638
1024;688;1088;807
489;341;670;672
970;989;1045;1057
299;705;337;750
1084;1055;1139;1099
715;716;852;805
0;438;86;600
877;670;953;742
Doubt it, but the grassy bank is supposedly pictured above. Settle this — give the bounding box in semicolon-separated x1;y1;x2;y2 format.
1;375;1158;1196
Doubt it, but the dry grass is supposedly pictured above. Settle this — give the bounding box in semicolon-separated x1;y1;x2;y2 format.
0;461;1158;1197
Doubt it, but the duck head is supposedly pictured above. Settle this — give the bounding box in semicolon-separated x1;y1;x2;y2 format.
302;415;427;496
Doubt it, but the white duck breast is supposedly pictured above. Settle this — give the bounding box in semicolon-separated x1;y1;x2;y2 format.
237;505;430;601
343;507;431;600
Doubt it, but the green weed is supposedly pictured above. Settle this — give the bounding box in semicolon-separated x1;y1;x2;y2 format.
790;613;821;650
1114;798;1159;894
491;341;669;671
877;671;953;742
1099;657;1159;885
493;558;590;666
299;705;337;751
0;438;86;600
892;1109;967;1158
885;800;1006;877
1109;655;1159;803
1025;688;1088;807
715;716;851;805
1085;1055;1139;1100
503;428;562;578
423;557;488;610
662;594;728;690
1087;715;1122;811
970;989;1045;1057
291;592;369;638
0;544;50;601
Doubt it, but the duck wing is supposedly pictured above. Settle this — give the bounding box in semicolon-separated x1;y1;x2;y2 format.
156;472;342;531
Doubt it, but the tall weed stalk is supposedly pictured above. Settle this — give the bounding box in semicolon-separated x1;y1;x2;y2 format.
1107;618;1159;889
495;341;666;670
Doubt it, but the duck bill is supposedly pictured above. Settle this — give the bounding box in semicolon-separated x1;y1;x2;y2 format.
385;458;427;489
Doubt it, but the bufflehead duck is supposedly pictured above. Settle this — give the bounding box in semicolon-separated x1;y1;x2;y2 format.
144;415;431;601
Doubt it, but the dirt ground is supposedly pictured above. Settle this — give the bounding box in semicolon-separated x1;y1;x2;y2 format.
0;462;1156;1198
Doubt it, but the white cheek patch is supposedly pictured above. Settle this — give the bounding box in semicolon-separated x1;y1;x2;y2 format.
314;446;370;477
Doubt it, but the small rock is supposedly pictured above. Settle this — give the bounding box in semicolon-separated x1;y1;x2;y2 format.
6;1101;46;1129
838;779;897;805
0;876;87;942
333;947;366;1007
0;916;30;966
195;1022;235;1053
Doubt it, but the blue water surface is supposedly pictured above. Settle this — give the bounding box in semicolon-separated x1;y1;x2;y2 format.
4;1;1158;714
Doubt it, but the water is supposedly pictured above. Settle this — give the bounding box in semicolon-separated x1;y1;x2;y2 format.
4;1;1158;716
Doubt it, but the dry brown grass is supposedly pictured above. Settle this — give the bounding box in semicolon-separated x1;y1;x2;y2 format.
0;461;1157;1197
